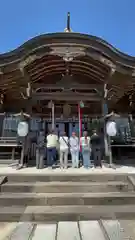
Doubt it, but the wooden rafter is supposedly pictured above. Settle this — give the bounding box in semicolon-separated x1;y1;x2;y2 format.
28;63;106;79
26;58;108;75
29;68;105;84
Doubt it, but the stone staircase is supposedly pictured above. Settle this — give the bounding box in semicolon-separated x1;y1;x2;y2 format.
0;173;135;222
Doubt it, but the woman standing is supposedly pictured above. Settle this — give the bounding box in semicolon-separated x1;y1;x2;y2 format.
80;131;91;169
69;132;79;168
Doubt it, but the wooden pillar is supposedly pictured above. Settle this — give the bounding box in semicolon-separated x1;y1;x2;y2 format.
19;66;33;165
78;103;82;152
102;67;116;163
52;102;55;130
128;94;135;138
19;66;33;122
102;86;109;162
0;112;5;137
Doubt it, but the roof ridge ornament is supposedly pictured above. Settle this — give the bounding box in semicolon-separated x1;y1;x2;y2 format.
50;46;85;62
64;12;72;32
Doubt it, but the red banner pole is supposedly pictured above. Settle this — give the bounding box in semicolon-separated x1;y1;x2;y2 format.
78;103;82;152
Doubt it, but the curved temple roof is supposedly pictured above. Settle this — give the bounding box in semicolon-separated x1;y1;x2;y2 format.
0;32;135;67
0;31;135;114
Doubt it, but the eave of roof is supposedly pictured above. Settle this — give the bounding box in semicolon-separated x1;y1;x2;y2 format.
0;32;135;69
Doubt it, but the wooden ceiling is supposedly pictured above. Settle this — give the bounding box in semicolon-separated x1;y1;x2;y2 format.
0;53;112;101
25;55;110;84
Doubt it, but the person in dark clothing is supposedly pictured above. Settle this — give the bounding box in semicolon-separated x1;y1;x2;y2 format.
100;127;105;161
91;129;102;168
18;133;32;169
36;131;45;169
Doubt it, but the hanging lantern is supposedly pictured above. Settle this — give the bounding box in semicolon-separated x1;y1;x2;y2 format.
106;121;117;137
17;121;29;137
79;101;84;108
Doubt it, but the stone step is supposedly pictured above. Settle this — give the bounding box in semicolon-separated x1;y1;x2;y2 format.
6;222;35;240
1;181;129;193
99;220;135;240
1;220;135;239
0;192;135;206
119;220;135;239
1;205;135;222
6;173;128;183
1;220;135;240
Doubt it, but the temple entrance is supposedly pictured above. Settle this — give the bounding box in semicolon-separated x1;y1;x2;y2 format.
45;120;86;137
33;102;104;138
44;118;103;137
45;121;75;137
0;29;134;166
32;86;104;137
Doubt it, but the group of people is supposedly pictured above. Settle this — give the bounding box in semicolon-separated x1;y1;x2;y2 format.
36;129;102;169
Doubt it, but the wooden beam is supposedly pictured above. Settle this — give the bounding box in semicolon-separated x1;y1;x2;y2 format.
31;70;105;84
32;92;101;101
33;84;103;90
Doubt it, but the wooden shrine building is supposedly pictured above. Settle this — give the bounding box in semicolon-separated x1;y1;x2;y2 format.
0;13;135;164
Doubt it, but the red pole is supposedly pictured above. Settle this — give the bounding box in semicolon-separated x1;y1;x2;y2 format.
78;103;82;152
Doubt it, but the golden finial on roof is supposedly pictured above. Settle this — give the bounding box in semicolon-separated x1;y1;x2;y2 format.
64;12;72;32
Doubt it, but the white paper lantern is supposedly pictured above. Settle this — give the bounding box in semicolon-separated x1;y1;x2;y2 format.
17;121;29;137
106;121;117;137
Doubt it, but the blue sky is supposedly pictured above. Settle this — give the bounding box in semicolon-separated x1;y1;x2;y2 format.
0;0;135;55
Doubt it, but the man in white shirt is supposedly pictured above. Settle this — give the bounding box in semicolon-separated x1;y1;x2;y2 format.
46;130;58;168
59;131;69;169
